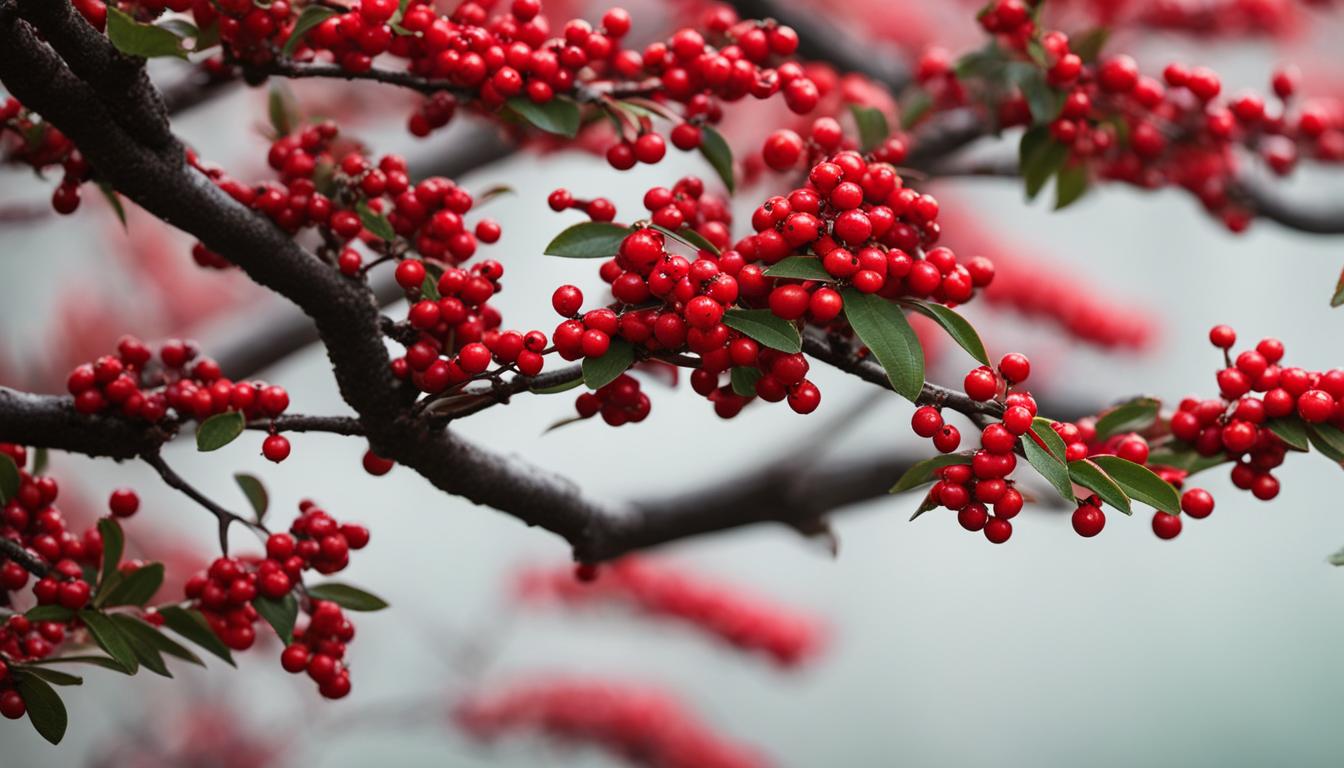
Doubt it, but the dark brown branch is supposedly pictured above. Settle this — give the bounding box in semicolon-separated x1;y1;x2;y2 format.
1231;177;1344;235
0;536;49;577
142;451;263;553
0;386;168;460
244;59;466;96
247;414;365;435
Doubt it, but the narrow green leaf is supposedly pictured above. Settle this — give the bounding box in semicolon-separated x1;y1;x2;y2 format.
306;582;390;612
253;593;299;644
96;182;128;229
1145;449;1229;476
899;88;933;129
763;256;834;282
18;667;82;687
841;290;924;401
848;104;889;153
529;376;584;395
25;605;74;622
899;299;989;365
1069;27;1110;63
1019;125;1069;200
1026;417;1067;460
1089;455;1180;514
355;201;396;242
1093;397;1161;439
722;308;802;354
31;447;48;476
100;563;164;608
195;411;245;452
698;125;735;194
157;606;234;666
544;222;632;258
109;614;171;677
0;453;18;503
506;96;580;138
1329;545;1344;566
193;21;221;52
1266;417;1310;452
581;338;635;390
543;415;587;433
78;610;138;674
889;452;974;494
234;473;269;523
1307;423;1344;463
111;615;203;667
282;5;336;57
1011;62;1063;123
649;223;720;256
1055;164;1089;209
15;672;67;744
106;7;189;60
730;367;762;398
1068;459;1132;515
1022;430;1076;503
476;184;514;203
97;517;124;594
156;19;199;41
267;82;298;138
26;655;132;674
1331;266;1344;308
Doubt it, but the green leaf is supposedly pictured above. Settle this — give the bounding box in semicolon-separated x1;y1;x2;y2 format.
840;290;924;401
26;655;133;674
19;667;83;687
156;18;199;41
908;490;941;521
848;104;889;153
96;182;128;229
25;605;74;622
898;300;989;365
100;563;164;608
267;82;299;138
1266;417;1310;451
581;338;635;390
253;593;299;644
1070;27;1110;63
763;256;833;282
953;45;1007;80
1023;423;1076;503
1329;545;1344;566
306;582;390;612
234;473;269;523
282;5;336;57
1068;459;1131;515
97;517;124;594
0;453;18;503
476;184;514;203
1331;266;1344;308
112;614;204;667
730;367;762;397
106;7;189;60
195;410;245;452
697;124;735;194
889;452;974;494
1145;449;1229;476
1011;62;1063;123
1094;397;1161;439
649;223;720;256
1307;423;1344;463
108;614;170;677
529;376;584;395
31;447;48;476
78;610;138;674
355;201;396;242
543;415;587;433
157;606;234;666
1019;125;1069;200
193;21;221;52
15;672;66;744
506;96;580;138
722;309;802;354
544;222;632;258
899;88;933;130
1089;455;1180;514
1055;163;1089;209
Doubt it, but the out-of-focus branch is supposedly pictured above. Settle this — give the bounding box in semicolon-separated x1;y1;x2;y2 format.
1231;177;1344;235
0;536;49;577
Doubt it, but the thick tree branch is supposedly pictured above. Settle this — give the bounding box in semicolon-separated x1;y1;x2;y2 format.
0;387;168;460
0;536;49;577
1231;177;1344;235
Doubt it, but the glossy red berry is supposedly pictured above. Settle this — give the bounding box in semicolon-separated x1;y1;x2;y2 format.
263;434;292;463
1152;512;1182;540
108;488;139;518
1071;504;1106;537
1180;488;1214;519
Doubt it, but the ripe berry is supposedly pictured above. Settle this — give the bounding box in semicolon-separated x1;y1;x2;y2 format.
1181;488;1214;519
1072;504;1106;537
963;367;998;401
552;285;583;316
911;406;943;438
1152;512;1182;540
933;425;961;453
1208;325;1236;349
984;517;1012;544
1297;390;1335;423
108;488;139;518
394;259;426;290
762;130;804;170
262;434;291;463
998;353;1030;384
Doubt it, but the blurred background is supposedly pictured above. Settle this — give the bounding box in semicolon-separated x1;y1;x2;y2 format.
4;1;1344;766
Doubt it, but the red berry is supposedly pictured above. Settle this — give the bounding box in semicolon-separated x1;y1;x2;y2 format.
963;367;998;401
1181;488;1214;519
394;259;426;290
911;406;943;438
263;434;292;463
984;517;1012;544
1208;325;1236;349
1072;504;1106;537
998;353;1030;384
1152;512;1182;540
108;488;139;518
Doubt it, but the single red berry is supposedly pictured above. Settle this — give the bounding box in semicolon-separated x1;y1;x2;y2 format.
108;488;140;518
998;353;1030;384
1152;512;1182;540
362;450;393;476
1208;324;1236;349
1072;505;1106;537
963;367;998;401
911;406;943;438
1181;488;1214;519
394;259;426;290
263;434;292;463
984;517;1012;544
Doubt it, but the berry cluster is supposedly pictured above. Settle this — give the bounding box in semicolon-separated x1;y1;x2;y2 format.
951;2;1344;230
456;678;770;768
184;501;366;698
0;97;90;215
762;114;909;173
573;373;650;427
66;336;296;463
516;557;823;666
547;188;616;223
